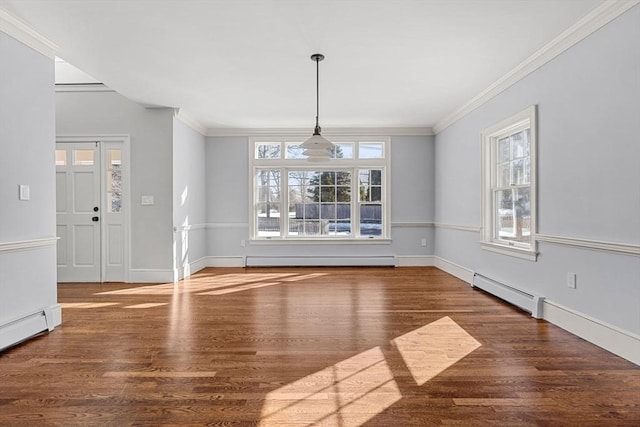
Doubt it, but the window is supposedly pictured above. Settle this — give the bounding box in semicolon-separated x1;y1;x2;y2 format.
250;138;390;241
481;106;537;261
55;150;67;165
107;149;122;213
73;149;94;165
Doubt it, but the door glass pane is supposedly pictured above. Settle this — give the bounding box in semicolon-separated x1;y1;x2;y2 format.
107;149;122;213
55;150;67;166
108;192;122;213
73;150;94;165
108;149;122;167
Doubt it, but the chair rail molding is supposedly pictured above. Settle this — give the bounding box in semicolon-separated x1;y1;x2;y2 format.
434;223;482;233
536;234;640;256
0;237;58;253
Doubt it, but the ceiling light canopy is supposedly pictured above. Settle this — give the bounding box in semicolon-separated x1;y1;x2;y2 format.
300;53;334;160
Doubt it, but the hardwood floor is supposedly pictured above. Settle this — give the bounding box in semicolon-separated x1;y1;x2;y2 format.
1;267;639;426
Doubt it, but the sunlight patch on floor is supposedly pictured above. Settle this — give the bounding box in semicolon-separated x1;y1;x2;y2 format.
59;302;120;309
259;346;401;427
94;273;321;296
198;281;282;295
123;303;168;309
392;316;481;386
259;317;481;426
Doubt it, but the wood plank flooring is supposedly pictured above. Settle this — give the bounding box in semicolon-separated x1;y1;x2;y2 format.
1;267;639;426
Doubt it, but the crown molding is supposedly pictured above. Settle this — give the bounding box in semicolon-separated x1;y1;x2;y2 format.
173;109;208;136
206;127;434;137
0;8;58;58
55;83;114;93
433;0;640;134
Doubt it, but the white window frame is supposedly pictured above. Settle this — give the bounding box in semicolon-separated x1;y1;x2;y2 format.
249;137;391;242
481;106;537;261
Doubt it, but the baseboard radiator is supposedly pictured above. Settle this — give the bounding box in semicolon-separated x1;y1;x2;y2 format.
472;273;544;318
0;307;57;352
245;256;396;267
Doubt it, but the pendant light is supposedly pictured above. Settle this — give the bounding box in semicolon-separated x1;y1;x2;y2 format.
301;53;334;160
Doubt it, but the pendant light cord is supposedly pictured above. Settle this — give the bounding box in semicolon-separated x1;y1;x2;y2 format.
314;56;321;135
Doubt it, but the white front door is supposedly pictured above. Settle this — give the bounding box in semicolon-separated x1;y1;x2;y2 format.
56;142;101;282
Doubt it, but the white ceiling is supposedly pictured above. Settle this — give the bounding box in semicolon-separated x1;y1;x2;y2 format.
3;0;603;131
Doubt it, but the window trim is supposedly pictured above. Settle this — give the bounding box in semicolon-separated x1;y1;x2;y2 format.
481;106;537;261
249;137;391;242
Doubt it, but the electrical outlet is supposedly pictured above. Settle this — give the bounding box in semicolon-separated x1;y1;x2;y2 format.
566;272;577;289
18;184;30;201
421;238;427;247
240;239;246;247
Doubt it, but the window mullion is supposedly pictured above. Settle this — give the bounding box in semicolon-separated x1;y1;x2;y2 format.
353;167;360;238
281;167;287;239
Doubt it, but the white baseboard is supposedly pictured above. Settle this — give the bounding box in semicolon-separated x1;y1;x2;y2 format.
205;256;246;267
245;256;396;267
433;256;474;283
0;304;61;352
396;255;435;267
543;300;640;366
433;256;639;366
175;257;210;280
129;269;174;283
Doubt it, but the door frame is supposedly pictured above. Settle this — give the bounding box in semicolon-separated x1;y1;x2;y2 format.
56;135;131;282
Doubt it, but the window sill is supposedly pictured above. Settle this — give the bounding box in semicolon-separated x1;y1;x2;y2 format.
481;241;538;261
250;238;392;245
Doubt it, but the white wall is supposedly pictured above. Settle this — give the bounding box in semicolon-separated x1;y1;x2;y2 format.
0;32;59;349
56;91;175;276
172;117;207;279
434;6;640;353
205;135;435;264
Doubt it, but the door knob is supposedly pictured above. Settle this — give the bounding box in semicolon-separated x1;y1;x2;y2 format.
92;216;99;222
93;206;99;212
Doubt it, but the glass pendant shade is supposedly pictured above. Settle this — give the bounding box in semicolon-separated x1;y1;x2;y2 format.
301;134;333;150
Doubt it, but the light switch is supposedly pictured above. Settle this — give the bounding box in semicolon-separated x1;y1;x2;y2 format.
19;185;30;201
141;195;154;205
